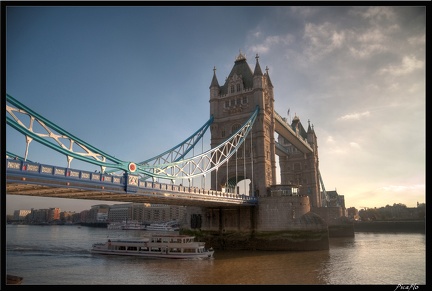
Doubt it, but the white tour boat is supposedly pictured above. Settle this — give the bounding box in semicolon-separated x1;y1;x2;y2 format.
107;220;146;230
91;234;214;259
145;220;180;232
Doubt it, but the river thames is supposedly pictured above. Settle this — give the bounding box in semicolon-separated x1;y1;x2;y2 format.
5;224;426;285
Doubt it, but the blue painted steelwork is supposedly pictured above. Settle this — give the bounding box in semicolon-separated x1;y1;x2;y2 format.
6;151;33;162
135;105;259;181
138;115;213;165
6;94;259;183
6;94;130;173
104;114;214;175
6;158;124;186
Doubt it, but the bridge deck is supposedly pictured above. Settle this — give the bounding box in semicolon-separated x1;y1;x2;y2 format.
6;159;257;208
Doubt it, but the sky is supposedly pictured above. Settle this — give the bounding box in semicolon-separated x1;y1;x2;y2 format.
4;5;426;215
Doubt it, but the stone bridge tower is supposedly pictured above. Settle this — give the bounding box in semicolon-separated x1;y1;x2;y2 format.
209;52;276;198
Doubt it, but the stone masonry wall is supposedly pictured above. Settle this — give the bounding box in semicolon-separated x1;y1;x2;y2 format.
257;196;310;231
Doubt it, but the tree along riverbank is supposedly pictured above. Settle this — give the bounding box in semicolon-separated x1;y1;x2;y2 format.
353;220;425;233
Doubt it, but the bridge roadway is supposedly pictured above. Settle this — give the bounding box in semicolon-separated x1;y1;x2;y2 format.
5;159;257;208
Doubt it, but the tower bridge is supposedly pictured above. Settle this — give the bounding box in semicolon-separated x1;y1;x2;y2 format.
6;52;348;250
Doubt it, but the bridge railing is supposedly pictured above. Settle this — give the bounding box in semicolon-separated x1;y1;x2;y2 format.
6;158;125;185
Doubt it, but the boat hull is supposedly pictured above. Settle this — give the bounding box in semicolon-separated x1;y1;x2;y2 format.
90;249;214;259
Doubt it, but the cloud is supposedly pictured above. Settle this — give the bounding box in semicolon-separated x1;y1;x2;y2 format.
323;139;362;156
377;184;425;193
303;22;345;61
379;55;424;76
326;136;335;143
338;111;371;121
289;6;318;18
362;6;396;20
249;33;295;56
326;146;347;155
349;142;361;149
408;34;425;46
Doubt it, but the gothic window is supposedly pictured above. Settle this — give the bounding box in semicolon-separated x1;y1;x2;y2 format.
236;98;241;105
221;130;226;138
242;96;248;104
236;84;241;92
225;100;229;108
230;99;235;106
230;85;235;93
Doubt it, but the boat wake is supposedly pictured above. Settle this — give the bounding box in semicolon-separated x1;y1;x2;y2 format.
7;244;92;257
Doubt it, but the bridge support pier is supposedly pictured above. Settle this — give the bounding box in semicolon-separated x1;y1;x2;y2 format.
183;190;331;251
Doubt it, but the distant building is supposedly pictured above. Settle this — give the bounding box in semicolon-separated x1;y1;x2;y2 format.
60;211;76;223
13;209;31;221
108;203;131;222
47;207;61;222
108;203;187;224
27;208;49;223
326;190;345;208
87;204;110;223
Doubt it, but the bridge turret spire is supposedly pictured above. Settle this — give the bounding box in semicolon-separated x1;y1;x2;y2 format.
265;65;273;88
236;49;246;62
209;66;220;100
253;54;263;76
209;66;220;89
253;54;263;88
